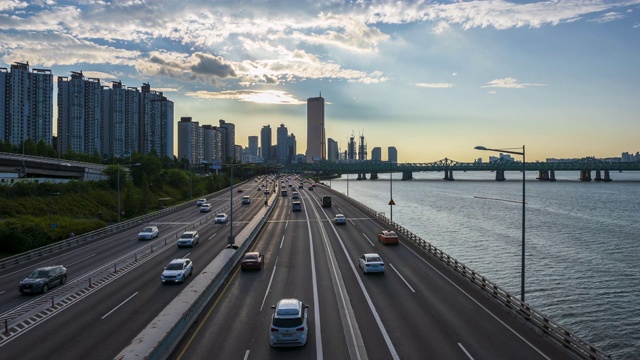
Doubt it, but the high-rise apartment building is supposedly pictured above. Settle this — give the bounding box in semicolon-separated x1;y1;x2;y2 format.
1;62;53;147
287;133;296;163
202;125;222;165
141;83;174;158
327;138;339;161
388;146;398;163
177;117;203;166
306;95;325;162
277;124;289;165
371;147;382;161
57;71;96;154
219;119;235;163
261;125;272;164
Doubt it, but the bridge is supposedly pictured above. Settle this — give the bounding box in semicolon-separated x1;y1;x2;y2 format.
283;157;640;181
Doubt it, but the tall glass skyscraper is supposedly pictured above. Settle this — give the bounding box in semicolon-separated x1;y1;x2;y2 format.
306;95;325;163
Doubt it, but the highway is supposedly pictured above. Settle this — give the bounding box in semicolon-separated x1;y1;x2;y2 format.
0;180;272;360
170;179;574;360
0;176;578;360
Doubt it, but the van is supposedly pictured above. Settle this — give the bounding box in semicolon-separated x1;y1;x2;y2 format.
322;195;332;208
292;201;302;212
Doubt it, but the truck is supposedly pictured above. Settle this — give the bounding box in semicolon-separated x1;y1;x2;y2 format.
322;195;332;208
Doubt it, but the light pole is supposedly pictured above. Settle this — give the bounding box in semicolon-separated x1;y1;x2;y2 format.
228;164;237;249
389;161;393;222
475;145;526;302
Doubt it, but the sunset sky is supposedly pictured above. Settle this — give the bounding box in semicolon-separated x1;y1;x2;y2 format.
1;0;639;162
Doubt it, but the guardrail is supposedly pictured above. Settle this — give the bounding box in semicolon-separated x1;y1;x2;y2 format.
323;185;610;360
0;181;256;271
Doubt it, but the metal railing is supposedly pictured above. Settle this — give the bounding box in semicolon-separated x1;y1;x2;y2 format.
324;185;610;360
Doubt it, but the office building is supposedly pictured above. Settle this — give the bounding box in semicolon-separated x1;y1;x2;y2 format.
347;134;356;160
306;95;325;162
327;138;339;161
261;125;272;164
388;146;398;163
287;133;297;163
1;62;53;147
248;136;259;157
277;124;289;164
371;147;382;161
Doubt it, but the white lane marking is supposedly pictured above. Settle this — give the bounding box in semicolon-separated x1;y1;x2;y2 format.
66;253;97;267
362;233;375;247
280;235;285;249
208;232;217;240
260;257;278;312
401;244;551;360
303;196;323;360
389;263;415;293
182;252;191;258
458;343;475;359
243;350;250;360
101;292;138;319
348;217;355;225
0;291;5;295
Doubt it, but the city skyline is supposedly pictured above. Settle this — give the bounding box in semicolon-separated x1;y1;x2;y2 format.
1;1;639;162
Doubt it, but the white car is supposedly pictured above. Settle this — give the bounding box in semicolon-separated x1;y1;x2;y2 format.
161;258;193;284
358;253;385;274
270;298;309;347
241;195;251;204
200;203;212;212
138;225;159;240
215;213;228;223
177;231;199;247
334;214;346;225
196;198;207;206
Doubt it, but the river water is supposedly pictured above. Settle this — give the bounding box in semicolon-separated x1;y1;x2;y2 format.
327;170;639;359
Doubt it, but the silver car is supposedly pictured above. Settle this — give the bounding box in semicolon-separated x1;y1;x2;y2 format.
177;231;199;247
269;298;309;347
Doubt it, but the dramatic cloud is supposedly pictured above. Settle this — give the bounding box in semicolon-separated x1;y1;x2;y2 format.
185;89;305;105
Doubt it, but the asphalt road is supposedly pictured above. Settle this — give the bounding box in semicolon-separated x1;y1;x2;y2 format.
0;179;273;360
170;179;576;360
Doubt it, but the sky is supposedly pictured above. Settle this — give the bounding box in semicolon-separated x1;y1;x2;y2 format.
1;0;639;163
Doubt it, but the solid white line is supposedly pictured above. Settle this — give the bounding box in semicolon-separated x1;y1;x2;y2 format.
389;263;415;293
260;257;278;312
303;197;323;360
280;235;285;249
0;291;5;295
458;343;475;359
243;350;250;360
401;244;551;360
101;292;138;319
66;253;97;267
362;233;375;247
208;232;217;240
183;252;191;258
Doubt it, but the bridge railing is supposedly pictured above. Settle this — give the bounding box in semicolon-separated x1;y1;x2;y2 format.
323;184;610;360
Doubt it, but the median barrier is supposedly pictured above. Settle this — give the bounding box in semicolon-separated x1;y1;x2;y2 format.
323;185;610;360
116;190;278;360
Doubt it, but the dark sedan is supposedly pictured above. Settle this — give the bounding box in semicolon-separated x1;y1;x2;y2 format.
19;265;68;294
241;252;264;270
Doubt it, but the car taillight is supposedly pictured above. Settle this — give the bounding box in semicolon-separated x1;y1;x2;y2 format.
271;327;279;332
296;327;305;332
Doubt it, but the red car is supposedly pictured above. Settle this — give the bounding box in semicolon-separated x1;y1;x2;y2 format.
378;230;399;245
241;252;264;270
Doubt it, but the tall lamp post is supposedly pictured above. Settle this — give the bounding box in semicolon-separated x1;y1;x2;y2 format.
389;161;393;222
475;145;526;302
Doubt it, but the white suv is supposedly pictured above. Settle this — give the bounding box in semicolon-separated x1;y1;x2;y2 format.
214;213;228;223
177;231;199;247
161;258;193;284
269;298;309;347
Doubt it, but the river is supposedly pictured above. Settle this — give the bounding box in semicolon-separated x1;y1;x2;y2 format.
326;170;640;359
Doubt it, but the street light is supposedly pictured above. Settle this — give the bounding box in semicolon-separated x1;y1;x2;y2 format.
227;163;238;249
389;161;393;222
475;145;526;302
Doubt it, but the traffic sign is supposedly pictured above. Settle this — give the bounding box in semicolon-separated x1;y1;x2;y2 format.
388;199;395;206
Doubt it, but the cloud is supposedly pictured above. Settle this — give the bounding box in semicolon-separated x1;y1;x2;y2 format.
416;82;455;88
481;77;546;89
136;51;238;84
81;71;117;79
590;12;626;23
185;89;305;105
0;1;27;12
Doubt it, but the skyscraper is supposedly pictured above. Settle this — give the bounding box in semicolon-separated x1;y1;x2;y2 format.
261;125;272;164
248;136;259;157
219;119;235;163
202;125;222;165
327;138;339;161
287;133;296;163
371;147;382;161
177;117;202;166
277;124;288;165
306;94;325;162
388;146;398;163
